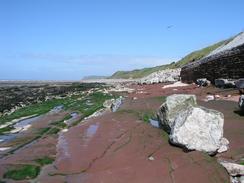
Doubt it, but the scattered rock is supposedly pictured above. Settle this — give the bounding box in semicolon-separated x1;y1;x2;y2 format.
205;95;215;101
108;84;135;93
149;119;160;128
196;78;211;87
239;95;244;110
170;106;225;154
157;94;197;133
215;94;220;98
162;81;189;89
148;156;155;161
235;78;244;94
103;97;123;112
219;160;244;177
61;129;69;133
231;176;244;183
103;99;114;108
111;97;123;112
218;137;230;153
139;69;181;85
215;78;236;88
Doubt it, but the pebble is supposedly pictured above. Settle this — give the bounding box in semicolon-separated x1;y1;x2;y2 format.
148;156;155;161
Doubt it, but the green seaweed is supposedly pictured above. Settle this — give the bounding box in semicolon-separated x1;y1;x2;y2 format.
35;156;55;166
3;165;40;180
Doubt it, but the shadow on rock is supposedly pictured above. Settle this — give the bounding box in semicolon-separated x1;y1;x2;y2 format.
234;110;244;116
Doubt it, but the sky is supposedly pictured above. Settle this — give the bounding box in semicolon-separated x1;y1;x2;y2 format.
0;0;243;80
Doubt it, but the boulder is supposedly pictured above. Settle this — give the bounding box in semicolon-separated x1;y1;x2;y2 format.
239;95;244;110
103;97;123;112
215;78;236;88
196;78;211;87
235;78;244;89
236;79;244;94
169;106;226;154
157;94;197;133
103;99;114;108
219;160;244;176
111;97;123;112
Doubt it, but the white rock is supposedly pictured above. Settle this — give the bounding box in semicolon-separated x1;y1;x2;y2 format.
206;95;215;101
111;98;123;112
103;99;115;108
215;95;220;99
240;176;244;183
170;106;225;154
140;69;181;85
0;147;11;151
157;94;197;132
215;78;236;88
162;81;189;89
219;160;244;176
196;78;211;87
148;156;155;161
61;128;69;133
218;137;229;153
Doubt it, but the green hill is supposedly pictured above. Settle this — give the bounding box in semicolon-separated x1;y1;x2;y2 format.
110;37;233;79
110;62;176;79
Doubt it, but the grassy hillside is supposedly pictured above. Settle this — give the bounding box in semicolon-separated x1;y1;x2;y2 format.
174;39;232;68
110;37;233;79
110;62;176;79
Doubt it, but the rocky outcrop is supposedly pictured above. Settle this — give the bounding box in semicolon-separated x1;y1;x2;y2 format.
157;94;197;132
139;68;181;84
158;94;229;154
181;32;244;83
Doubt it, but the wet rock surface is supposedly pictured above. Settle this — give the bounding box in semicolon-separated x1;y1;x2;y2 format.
1;83;244;183
34;95;230;183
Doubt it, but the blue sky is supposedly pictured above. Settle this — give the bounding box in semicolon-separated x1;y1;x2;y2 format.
0;0;243;80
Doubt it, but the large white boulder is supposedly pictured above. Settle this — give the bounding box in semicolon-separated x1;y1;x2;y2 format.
169;106;227;154
157;94;197;132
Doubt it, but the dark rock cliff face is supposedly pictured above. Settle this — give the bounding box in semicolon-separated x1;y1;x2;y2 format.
180;44;244;83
